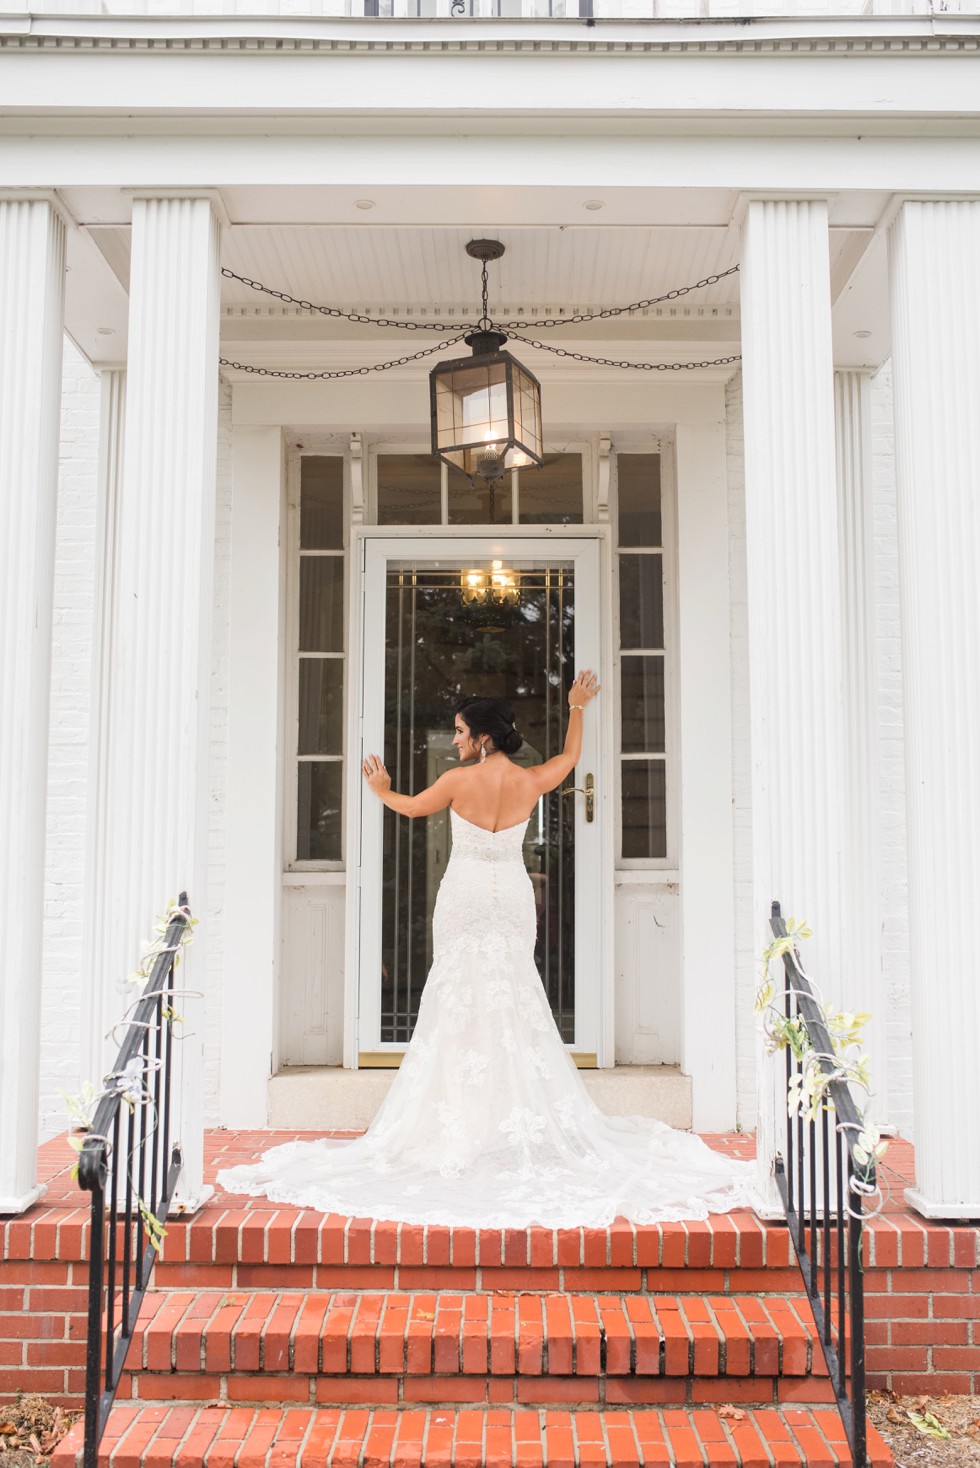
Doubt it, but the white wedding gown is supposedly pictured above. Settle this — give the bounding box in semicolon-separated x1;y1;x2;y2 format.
217;809;755;1227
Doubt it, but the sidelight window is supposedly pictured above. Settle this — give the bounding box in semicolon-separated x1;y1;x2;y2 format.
617;453;669;862
294;456;345;864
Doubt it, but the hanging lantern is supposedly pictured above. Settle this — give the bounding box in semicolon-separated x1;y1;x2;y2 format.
429;241;544;483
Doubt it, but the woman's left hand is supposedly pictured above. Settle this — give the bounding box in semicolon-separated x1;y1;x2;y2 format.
362;754;392;796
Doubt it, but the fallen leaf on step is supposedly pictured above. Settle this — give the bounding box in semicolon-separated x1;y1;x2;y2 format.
906;1410;951;1441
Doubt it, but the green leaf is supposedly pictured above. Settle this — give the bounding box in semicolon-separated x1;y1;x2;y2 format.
906;1410;950;1441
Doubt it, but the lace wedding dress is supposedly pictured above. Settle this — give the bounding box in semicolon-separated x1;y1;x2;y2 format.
217;809;755;1227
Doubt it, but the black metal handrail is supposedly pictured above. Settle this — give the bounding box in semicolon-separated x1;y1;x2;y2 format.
769;899;875;1468
76;894;191;1468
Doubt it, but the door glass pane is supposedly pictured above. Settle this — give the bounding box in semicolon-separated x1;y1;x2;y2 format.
381;563;576;1044
519;453;583;525
297;761;343;861
618;454;662;547
299;558;344;652
301;457;344;549
621;759;667;859
298;659;344;755
378;454;442;525
621;655;665;754
619;554;664;649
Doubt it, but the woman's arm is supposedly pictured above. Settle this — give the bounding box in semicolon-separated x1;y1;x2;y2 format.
362;756;461;818
528;669;601;796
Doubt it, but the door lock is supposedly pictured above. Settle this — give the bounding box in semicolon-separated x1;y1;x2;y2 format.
563;772;595;822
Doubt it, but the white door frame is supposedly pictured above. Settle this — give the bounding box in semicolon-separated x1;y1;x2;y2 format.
343;526;613;1068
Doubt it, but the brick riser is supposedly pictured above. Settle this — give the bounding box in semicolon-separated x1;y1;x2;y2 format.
119;1287;833;1410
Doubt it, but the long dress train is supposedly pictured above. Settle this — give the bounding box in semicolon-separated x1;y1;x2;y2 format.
217;810;756;1227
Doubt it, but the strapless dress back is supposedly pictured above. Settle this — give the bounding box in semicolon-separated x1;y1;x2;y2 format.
217;808;755;1226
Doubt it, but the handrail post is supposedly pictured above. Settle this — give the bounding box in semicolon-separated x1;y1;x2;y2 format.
81;1172;105;1468
77;894;192;1467
768;898;874;1468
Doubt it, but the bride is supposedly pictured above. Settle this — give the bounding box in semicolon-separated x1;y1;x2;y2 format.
217;671;754;1227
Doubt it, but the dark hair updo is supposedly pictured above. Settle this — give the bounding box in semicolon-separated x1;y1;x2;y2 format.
455;696;524;757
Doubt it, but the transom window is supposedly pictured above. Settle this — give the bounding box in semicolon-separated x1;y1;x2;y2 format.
376;451;584;526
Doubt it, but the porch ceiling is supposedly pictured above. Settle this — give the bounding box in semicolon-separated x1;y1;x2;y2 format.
64;194;892;372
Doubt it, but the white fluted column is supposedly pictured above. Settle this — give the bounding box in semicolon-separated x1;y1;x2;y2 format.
834;370;885;1113
100;196;221;1212
0;198;66;1212
84;368;126;1091
740;199;845;1209
889;200;980;1218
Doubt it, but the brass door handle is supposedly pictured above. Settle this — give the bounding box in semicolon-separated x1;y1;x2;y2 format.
562;772;595;822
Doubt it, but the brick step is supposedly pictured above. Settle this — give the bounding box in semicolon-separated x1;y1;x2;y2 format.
145;1212;797;1296
51;1402;895;1466
123;1288;831;1409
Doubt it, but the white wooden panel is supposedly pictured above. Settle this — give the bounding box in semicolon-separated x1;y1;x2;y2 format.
614;881;680;1065
281;884;346;1066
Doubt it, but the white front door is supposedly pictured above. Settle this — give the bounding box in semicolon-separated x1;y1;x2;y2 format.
347;531;608;1067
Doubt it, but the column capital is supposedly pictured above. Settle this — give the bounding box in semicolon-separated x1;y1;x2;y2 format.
876;191;980;236
732;191;835;229
0;188;76;229
124;188;230;229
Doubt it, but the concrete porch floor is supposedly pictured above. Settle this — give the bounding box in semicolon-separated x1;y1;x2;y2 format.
267;1064;692;1131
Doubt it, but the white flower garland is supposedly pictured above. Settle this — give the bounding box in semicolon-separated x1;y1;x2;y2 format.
755;917;887;1217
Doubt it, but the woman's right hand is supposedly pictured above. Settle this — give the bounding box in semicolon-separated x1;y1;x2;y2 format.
362;754;392;796
568;669;601;710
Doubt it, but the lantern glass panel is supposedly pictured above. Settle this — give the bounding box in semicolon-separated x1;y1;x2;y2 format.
512;364;543;461
431;347;543;477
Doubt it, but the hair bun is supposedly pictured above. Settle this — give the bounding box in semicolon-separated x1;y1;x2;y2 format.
455;695;525;758
499;727;523;756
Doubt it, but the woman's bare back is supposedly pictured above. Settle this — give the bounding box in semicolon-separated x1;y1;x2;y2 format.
446;757;542;834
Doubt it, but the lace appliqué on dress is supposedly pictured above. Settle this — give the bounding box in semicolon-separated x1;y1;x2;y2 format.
217;808;756;1227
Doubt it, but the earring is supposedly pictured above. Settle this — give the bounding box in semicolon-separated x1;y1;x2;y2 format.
480;743;487;764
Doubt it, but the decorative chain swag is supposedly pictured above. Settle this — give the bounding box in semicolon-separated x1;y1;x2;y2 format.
219;264;742;380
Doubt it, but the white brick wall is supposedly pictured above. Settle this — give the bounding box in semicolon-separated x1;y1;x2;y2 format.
39;337;100;1141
